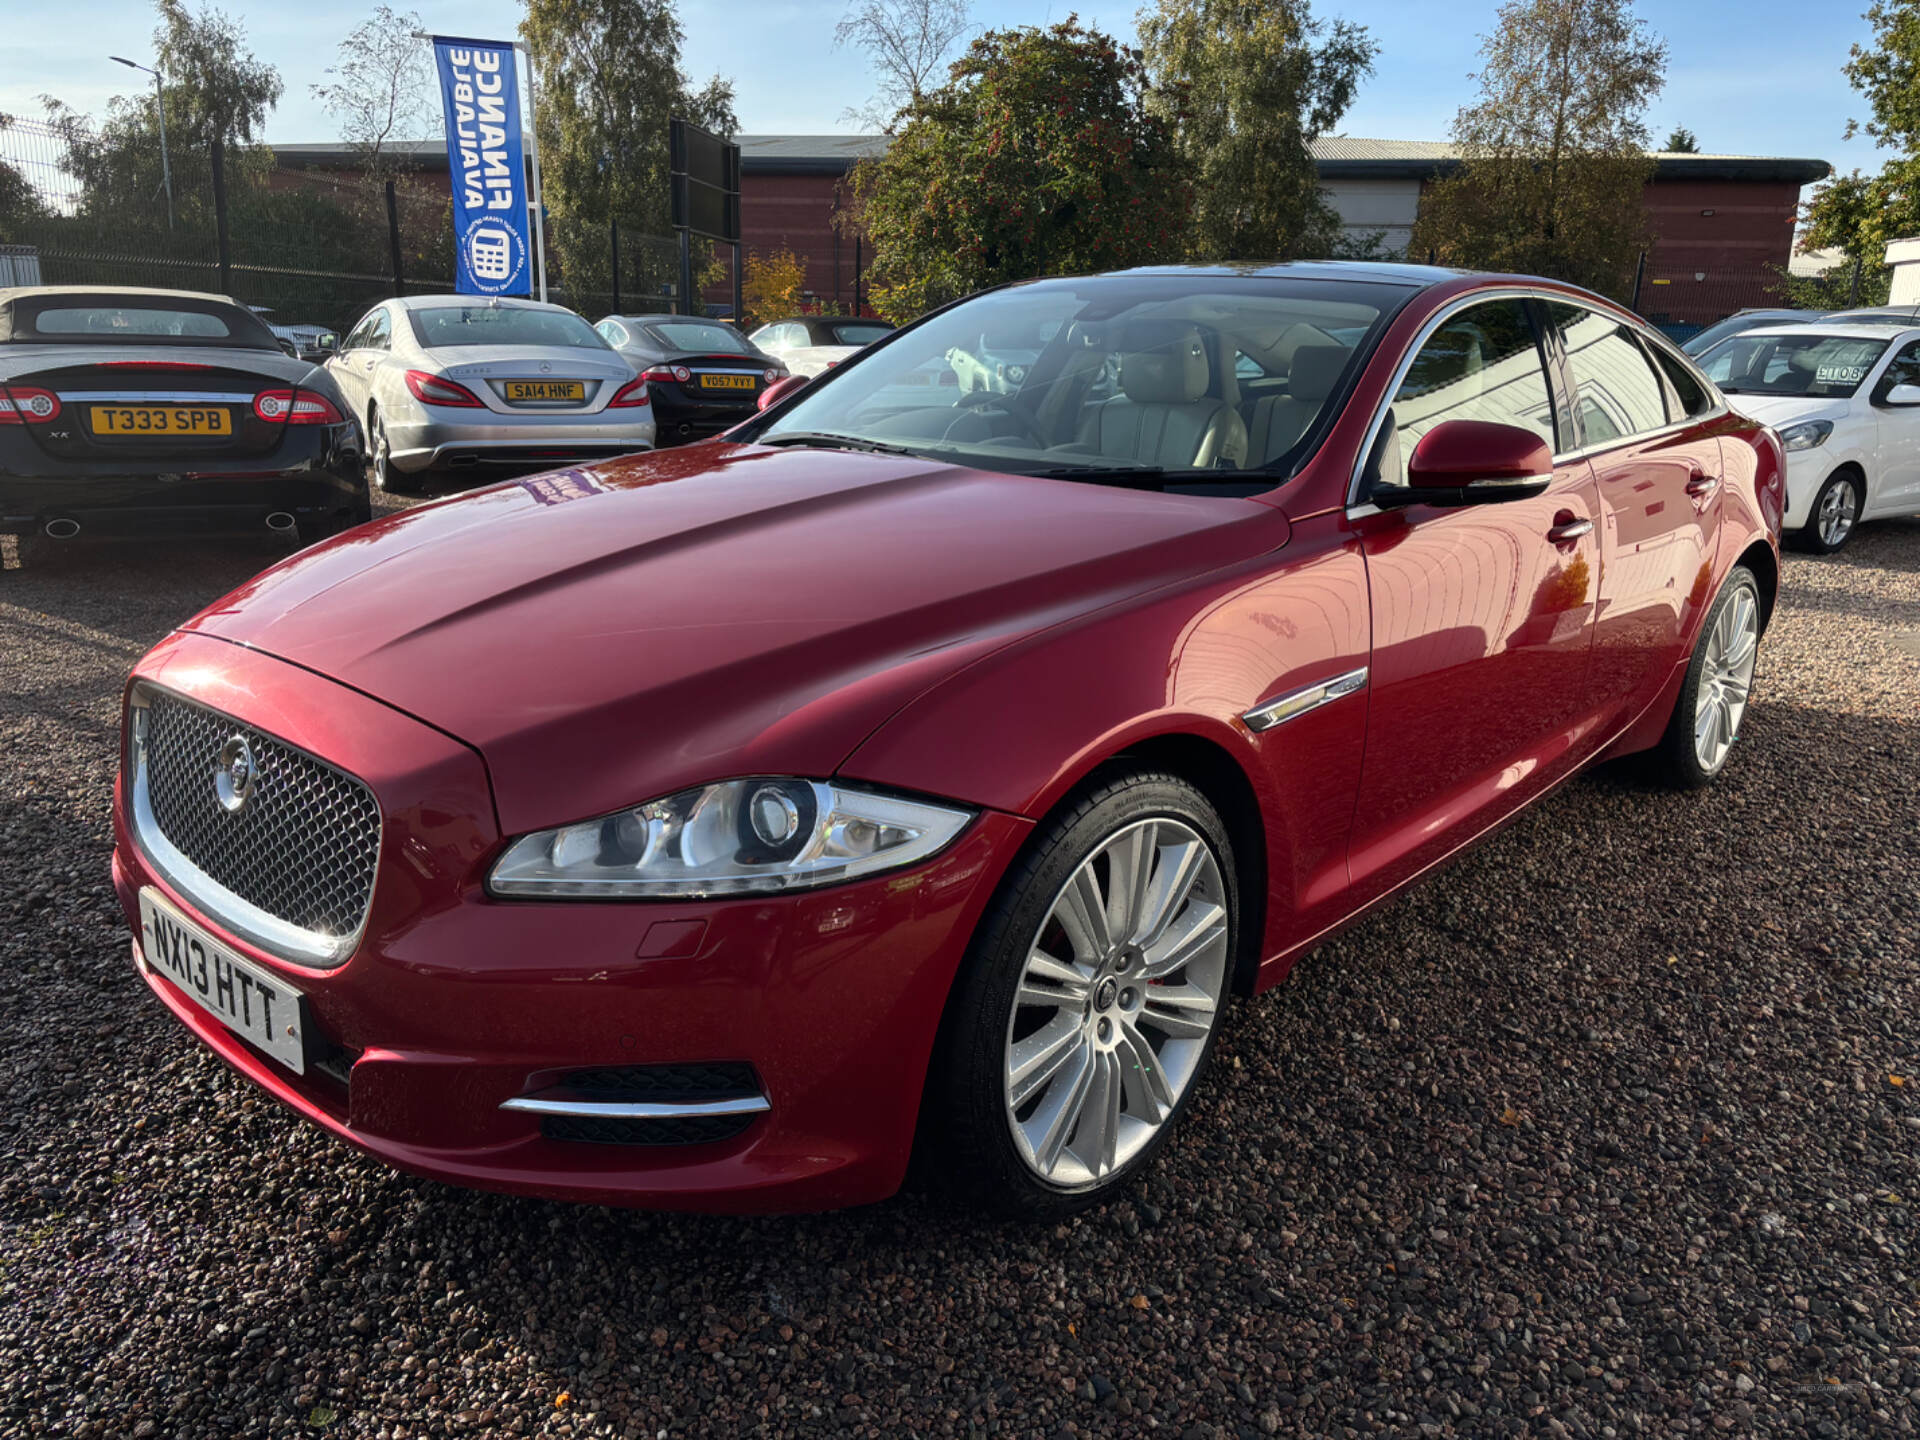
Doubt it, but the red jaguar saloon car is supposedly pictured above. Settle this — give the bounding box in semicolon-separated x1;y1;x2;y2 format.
113;263;1783;1216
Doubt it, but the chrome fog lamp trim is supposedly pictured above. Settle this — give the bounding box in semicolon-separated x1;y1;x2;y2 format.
500;1093;771;1119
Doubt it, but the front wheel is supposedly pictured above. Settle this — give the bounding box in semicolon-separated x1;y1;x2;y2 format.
1652;564;1763;789
1797;469;1862;554
928;770;1237;1218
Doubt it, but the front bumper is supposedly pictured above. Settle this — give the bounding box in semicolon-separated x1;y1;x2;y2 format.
1780;447;1865;530
113;631;1027;1212
387;411;656;473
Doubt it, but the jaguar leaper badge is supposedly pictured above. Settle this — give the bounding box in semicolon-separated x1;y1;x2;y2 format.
215;734;257;813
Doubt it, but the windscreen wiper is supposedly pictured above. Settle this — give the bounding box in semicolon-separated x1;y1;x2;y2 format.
1026;462;1171;484
755;431;923;458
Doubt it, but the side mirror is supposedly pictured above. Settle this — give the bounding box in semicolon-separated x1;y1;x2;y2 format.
1375;418;1555;508
1885;382;1920;407
757;373;809;411
316;334;338;354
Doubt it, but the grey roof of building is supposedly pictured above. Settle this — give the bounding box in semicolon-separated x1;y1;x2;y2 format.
269;134;1830;186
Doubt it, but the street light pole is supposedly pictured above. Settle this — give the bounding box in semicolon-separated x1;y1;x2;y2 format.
111;55;173;230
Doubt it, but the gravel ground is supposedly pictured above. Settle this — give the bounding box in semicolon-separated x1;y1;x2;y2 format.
1;503;1916;1440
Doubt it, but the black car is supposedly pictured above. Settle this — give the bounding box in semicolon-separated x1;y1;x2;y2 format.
593;314;785;445
0;286;369;567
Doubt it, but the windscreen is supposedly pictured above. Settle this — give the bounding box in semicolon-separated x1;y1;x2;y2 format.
642;320;754;354
1697;332;1890;399
410;305;609;350
831;322;893;346
753;274;1402;482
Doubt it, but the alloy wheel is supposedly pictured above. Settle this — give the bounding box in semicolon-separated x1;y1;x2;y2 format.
1002;817;1230;1189
1693;583;1760;774
372;413;391;489
1817;477;1858;549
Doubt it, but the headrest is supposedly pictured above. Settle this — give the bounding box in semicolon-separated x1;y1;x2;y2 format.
1286;345;1349;404
1119;323;1211;404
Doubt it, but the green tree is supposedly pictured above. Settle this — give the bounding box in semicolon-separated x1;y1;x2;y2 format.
1139;0;1377;261
1800;1;1920;276
1411;0;1667;297
153;0;283;150
853;19;1189;322
0;118;51;244
520;0;737;312
34;1;282;263
1663;124;1698;151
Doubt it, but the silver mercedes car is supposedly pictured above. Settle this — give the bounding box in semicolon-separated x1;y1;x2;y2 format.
326;296;655;492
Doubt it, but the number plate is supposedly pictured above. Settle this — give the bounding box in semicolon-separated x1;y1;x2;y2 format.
90;405;232;436
700;374;756;391
504;380;586;402
138;888;308;1074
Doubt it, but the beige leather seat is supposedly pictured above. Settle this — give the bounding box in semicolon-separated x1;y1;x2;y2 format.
1244;345;1349;467
1078;323;1247;469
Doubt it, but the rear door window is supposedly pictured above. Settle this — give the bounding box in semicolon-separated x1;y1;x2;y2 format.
1650;344;1715;417
1548;303;1669;446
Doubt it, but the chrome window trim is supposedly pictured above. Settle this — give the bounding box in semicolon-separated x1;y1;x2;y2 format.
126;684;379;970
1242;666;1369;733
1345;287;1731;511
57;390;258;404
499;1094;771;1119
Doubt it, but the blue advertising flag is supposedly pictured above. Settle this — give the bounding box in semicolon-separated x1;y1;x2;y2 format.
433;37;533;296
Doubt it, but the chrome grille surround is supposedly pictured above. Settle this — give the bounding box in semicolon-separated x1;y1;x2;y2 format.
127;683;381;968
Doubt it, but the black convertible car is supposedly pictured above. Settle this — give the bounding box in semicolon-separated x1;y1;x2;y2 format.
593;314;786;445
1;286;368;570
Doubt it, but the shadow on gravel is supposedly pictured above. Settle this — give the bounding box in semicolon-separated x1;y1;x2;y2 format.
1;538;288;647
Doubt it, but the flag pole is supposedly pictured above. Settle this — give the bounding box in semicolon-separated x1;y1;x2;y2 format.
514;40;549;303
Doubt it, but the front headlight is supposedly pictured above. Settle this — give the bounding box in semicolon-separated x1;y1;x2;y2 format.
487;778;975;899
1778;419;1833;452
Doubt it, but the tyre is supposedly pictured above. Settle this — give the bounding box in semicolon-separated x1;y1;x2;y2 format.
928;769;1238;1218
1797;468;1863;554
369;407;417;496
1651;564;1763;789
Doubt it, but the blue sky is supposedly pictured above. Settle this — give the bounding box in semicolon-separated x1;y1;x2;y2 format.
0;0;1886;186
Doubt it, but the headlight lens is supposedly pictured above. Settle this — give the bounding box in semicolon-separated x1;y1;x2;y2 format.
1778;419;1833;452
488;779;975;898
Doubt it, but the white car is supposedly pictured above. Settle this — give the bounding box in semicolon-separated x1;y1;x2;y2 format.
326;296;654;493
1695;322;1920;551
747;315;893;378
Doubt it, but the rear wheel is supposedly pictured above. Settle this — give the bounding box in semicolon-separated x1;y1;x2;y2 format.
928;770;1237;1217
369;407;417;496
1652;564;1762;789
1797;468;1862;554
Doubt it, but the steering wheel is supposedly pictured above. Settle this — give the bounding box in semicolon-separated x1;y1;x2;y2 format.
941;394;1044;447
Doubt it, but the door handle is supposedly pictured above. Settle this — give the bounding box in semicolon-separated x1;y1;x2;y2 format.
1685;470;1721;499
1547;516;1594;545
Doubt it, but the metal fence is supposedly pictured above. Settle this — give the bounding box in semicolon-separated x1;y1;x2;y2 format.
0;114;688;338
